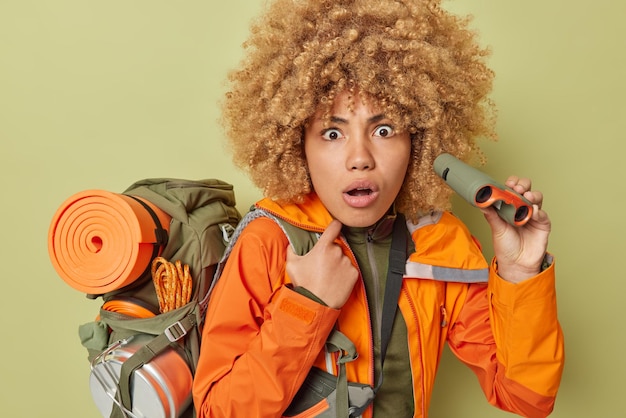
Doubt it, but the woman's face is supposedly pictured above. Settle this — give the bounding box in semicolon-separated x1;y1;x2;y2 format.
304;91;411;227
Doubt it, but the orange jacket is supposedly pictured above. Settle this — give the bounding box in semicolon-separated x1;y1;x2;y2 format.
192;193;564;418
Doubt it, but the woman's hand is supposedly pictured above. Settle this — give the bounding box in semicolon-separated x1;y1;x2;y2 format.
482;176;551;283
286;220;358;309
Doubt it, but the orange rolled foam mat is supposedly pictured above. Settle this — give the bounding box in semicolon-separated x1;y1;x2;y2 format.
48;190;171;294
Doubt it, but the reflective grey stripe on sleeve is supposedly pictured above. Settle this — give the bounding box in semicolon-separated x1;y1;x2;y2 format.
405;261;489;283
406;211;488;283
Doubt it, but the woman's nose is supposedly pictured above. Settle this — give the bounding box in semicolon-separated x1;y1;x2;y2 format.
346;135;375;171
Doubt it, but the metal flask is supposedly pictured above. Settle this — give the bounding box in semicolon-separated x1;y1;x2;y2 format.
89;334;193;418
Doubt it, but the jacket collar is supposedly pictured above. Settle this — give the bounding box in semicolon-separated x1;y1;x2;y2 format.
255;193;334;232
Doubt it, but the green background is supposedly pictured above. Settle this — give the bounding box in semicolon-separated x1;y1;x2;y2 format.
1;0;623;416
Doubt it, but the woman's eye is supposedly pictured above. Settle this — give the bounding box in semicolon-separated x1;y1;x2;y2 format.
374;125;394;138
322;129;342;141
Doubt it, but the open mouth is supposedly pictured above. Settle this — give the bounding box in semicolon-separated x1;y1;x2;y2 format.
343;184;378;208
347;187;373;197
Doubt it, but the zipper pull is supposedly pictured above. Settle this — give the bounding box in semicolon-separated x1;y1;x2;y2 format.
440;305;448;327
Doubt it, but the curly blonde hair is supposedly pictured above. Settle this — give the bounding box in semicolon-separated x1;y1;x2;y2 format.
221;0;496;221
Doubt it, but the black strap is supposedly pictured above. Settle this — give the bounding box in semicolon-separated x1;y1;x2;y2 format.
374;213;407;393
124;194;168;250
125;194;169;266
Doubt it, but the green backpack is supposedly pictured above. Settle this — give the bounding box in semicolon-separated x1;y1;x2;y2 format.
75;178;241;418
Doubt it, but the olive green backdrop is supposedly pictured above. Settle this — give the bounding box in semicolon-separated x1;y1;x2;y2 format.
1;0;623;417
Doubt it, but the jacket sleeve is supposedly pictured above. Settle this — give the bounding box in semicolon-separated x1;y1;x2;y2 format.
447;258;564;418
192;218;340;418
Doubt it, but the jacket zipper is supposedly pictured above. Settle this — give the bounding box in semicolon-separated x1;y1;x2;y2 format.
365;229;379;389
366;228;382;346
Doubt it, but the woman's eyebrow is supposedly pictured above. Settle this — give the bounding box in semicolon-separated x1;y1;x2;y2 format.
368;114;385;124
328;114;386;125
329;116;348;124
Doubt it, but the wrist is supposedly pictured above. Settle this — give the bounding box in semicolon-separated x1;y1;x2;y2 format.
494;253;553;283
494;260;541;284
498;267;539;283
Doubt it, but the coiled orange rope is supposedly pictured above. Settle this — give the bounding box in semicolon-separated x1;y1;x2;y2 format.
151;257;193;313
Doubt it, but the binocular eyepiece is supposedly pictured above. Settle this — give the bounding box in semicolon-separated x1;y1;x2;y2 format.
433;153;533;226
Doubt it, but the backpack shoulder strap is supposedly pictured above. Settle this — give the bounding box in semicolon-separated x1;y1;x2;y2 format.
208;207;319;296
270;216;319;256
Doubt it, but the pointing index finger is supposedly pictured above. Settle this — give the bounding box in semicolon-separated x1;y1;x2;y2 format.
317;219;343;246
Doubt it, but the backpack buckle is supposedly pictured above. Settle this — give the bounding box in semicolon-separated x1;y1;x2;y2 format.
164;321;188;342
220;223;236;243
